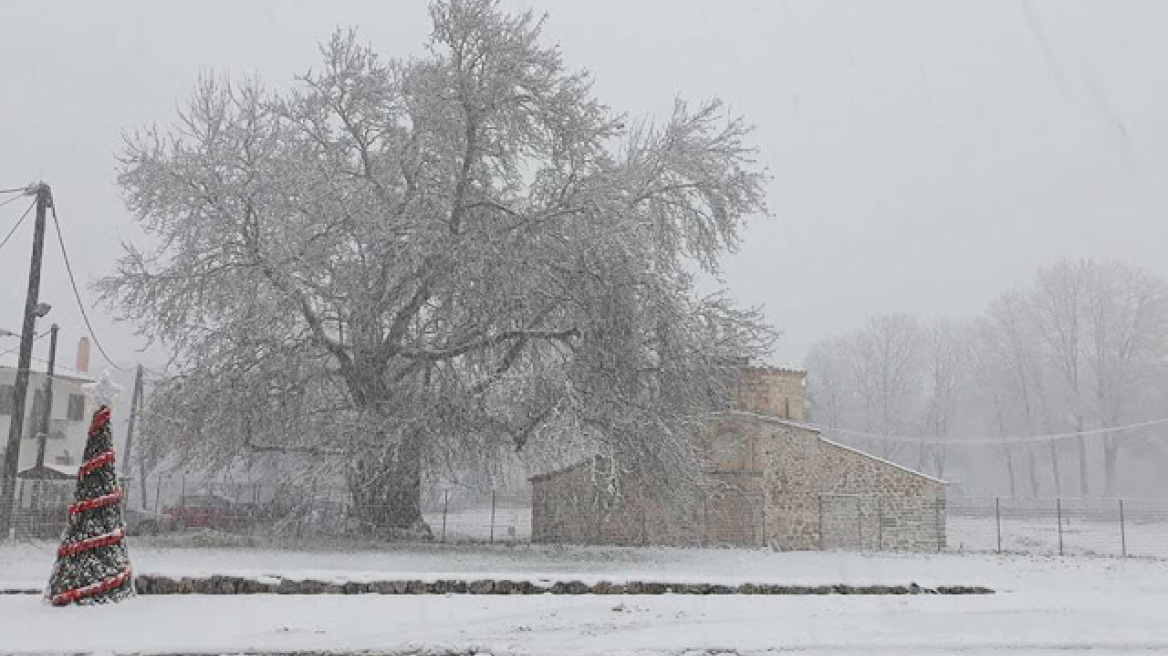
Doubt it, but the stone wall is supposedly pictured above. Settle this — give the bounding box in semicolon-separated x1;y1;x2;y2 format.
531;405;946;552
530;456;763;547
746;416;945;552
531;458;703;546
814;439;946;552
737;367;806;421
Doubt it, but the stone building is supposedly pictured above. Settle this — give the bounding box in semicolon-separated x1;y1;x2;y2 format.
530;367;946;551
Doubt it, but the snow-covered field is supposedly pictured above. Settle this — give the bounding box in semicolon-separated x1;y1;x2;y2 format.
2;540;1167;654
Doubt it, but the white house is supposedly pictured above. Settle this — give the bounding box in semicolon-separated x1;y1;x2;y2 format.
0;337;95;478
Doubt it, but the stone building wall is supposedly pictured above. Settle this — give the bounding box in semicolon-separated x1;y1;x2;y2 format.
531;415;947;552
814;439;945;551
531;366;946;552
530;457;704;546
530;455;762;547
737;367;806;421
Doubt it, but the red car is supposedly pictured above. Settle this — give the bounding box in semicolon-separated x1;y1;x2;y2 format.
163;494;242;530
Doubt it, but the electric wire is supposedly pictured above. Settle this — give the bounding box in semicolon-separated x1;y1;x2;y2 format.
0;199;36;254
48;198;133;373
825;416;1168;446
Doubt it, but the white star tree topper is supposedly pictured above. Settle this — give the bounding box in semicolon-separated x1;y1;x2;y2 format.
83;370;124;409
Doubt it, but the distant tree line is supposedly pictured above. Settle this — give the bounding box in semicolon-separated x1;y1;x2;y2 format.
805;259;1168;499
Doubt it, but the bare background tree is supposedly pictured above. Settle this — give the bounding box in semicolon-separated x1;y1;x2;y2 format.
101;0;773;533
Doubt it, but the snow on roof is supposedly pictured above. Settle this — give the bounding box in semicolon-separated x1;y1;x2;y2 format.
0;351;94;383
17;463;79;479
817;436;948;486
528;411;946;486
710;410;821;433
713;411;947;485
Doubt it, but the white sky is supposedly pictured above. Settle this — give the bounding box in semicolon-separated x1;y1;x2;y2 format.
2;0;1167;381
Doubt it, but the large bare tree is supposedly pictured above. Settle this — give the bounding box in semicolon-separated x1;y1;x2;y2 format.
101;0;772;532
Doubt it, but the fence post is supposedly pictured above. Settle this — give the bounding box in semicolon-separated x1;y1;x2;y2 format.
1056;498;1064;556
1119;498;1127;558
441;489;449;543
489;490;496;544
995;497;1002;554
154;477;162;512
180;476;186;507
877;498;883;550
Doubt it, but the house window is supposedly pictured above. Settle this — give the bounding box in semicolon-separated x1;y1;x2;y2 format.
0;385;13;415
67;394;85;421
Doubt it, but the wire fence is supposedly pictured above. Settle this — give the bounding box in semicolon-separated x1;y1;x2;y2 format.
6;476;532;544
948;497;1168;558
7;476;1168;559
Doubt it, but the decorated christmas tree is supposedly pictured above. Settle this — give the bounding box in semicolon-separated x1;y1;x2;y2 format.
46;372;134;606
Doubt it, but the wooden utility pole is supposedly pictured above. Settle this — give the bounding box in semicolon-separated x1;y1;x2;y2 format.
34;323;59;470
0;183;51;538
122;365;144;508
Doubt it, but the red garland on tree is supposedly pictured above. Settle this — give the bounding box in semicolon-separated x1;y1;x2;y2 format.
46;405;134;606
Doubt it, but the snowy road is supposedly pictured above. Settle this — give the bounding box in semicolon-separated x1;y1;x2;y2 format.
3;541;1167;654
2;592;1167;655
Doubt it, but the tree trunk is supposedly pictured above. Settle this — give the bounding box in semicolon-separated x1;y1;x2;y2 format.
1102;433;1120;498
1025;444;1040;498
348;430;430;536
1003;445;1018;498
1075;422;1089;497
1048;438;1062;497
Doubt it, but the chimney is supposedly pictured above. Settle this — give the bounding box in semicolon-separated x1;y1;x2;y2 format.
736;366;806;422
76;336;90;374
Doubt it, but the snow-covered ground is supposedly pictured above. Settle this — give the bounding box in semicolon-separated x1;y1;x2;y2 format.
2;540;1167;654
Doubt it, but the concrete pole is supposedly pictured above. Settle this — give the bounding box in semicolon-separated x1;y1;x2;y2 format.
122;365;144;507
34;324;58;471
0;184;51;538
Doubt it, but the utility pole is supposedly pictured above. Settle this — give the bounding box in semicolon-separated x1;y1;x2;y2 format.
0;182;51;539
123;365;144;508
34;324;59;470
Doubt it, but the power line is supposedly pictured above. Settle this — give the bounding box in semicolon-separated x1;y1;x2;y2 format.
0;329;51;360
48;199;132;374
0;186;32;195
825;416;1168;446
0;198;36;254
0;193;31;210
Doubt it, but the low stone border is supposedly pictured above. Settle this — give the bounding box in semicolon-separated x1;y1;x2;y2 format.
1;577;994;596
121;575;991;596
